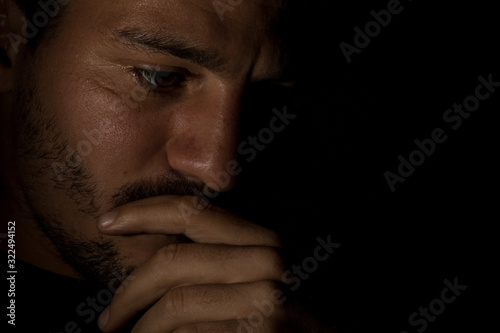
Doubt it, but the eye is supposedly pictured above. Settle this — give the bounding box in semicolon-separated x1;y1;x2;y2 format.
133;67;187;92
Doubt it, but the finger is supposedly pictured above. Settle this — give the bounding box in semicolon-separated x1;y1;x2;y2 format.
172;320;242;333
130;281;286;333
99;243;285;332
97;195;281;247
171;319;277;333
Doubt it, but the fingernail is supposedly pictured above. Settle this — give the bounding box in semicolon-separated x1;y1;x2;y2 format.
98;211;117;228
98;307;110;329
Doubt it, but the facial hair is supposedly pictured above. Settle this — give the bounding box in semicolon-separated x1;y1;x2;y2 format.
13;69;200;287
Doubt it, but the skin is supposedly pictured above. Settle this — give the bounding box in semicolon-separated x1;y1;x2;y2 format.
1;0;328;331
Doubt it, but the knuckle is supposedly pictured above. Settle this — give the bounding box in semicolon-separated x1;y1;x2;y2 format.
162;286;189;318
266;247;286;270
176;195;213;229
108;276;134;305
191;195;213;212
155;242;186;266
254;280;283;298
180;195;212;215
174;323;231;333
253;247;287;278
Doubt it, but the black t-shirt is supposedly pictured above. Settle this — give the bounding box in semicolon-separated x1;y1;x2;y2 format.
6;260;106;333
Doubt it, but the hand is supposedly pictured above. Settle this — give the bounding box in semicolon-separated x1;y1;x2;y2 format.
96;195;325;332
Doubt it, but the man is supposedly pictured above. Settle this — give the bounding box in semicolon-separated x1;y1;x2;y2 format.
1;0;331;331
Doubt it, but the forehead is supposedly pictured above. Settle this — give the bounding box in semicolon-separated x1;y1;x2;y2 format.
61;0;285;76
82;0;279;32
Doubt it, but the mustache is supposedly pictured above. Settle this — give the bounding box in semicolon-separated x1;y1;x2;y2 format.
110;172;213;209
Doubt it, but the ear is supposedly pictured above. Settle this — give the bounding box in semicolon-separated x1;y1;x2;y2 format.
1;0;27;92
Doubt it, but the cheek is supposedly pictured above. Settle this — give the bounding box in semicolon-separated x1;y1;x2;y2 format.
40;70;167;191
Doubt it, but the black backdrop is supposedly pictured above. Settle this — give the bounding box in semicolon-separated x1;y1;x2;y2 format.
214;1;497;332
3;1;497;333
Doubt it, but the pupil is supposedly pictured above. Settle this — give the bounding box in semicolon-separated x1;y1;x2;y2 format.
156;72;174;86
140;69;181;88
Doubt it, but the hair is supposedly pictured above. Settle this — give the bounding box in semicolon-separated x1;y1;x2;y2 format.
13;0;307;53
11;0;69;51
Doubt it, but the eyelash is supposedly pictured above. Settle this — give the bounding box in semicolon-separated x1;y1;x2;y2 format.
130;67;187;97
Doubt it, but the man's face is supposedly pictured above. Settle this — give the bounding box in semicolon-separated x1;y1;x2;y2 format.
1;0;285;283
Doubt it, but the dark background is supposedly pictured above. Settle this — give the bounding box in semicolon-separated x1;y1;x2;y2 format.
217;1;497;332
5;1;496;332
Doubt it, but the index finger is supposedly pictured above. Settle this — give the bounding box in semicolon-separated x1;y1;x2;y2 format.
97;195;282;247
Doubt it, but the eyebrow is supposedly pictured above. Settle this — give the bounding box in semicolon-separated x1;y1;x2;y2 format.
113;28;227;73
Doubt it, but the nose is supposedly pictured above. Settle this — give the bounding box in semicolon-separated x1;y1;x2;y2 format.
164;85;241;192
